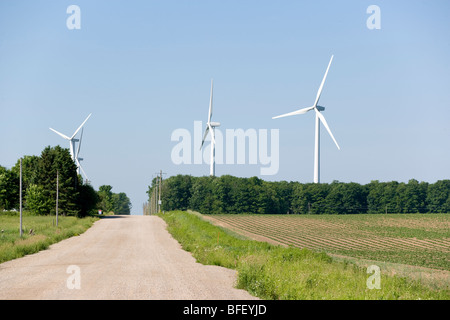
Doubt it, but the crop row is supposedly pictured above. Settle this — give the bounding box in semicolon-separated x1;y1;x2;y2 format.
209;215;450;254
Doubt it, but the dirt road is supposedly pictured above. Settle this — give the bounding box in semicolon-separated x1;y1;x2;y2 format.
0;215;257;300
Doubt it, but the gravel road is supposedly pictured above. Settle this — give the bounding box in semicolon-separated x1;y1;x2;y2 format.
0;215;257;300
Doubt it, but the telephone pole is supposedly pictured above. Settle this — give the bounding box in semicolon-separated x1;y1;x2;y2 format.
158;170;162;213
56;170;59;226
19;158;23;237
154;170;166;213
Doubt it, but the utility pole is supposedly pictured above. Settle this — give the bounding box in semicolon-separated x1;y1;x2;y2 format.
154;170;166;213
56;170;59;226
157;170;167;213
151;174;158;215
19;158;23;237
158;170;162;213
155;182;158;214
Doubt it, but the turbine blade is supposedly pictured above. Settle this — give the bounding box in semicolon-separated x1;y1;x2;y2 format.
200;126;210;150
50;128;71;140
71;113;92;139
313;55;333;107
79;163;89;181
208;79;213;122
272;106;314;119
208;123;215;146
315;109;340;150
76;127;83;157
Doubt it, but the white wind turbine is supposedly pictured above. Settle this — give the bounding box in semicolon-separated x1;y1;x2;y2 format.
200;79;221;176
50;113;92;180
272;55;340;183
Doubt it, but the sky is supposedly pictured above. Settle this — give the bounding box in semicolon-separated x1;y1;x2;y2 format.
1;1;449;214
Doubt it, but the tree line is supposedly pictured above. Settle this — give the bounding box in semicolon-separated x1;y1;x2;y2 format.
0;146;131;216
147;174;450;214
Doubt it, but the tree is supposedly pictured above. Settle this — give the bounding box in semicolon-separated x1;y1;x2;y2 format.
189;176;216;214
402;179;428;213
112;192;132;215
34;146;79;216
78;184;99;217
98;185;114;212
11;155;39;192
25;184;52;215
291;183;330;214
426;180;450;213
162;174;192;211
0;166;19;210
325;182;367;214
98;185;131;215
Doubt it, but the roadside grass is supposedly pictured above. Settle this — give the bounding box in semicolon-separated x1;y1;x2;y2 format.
0;212;98;264
158;211;449;300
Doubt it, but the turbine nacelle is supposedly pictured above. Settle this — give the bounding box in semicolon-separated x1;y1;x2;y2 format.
316;105;325;111
209;121;221;127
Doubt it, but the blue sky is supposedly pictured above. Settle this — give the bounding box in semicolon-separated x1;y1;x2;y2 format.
1;1;449;214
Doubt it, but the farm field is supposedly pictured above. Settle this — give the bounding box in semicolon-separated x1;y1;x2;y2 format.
204;214;450;272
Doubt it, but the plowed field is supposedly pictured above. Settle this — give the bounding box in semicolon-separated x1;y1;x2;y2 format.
204;214;450;271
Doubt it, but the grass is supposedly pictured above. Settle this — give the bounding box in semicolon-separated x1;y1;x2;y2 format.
158;210;449;300
0;212;98;264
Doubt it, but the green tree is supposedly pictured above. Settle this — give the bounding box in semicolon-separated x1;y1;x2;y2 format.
291;183;330;214
189;176;217;214
162;174;192;211
98;185;114;212
402;179;428;213
34;146;79;216
25;184;52;215
325;182;367;214
11;155;40;192
112;192;132;215
426;180;450;213
78;184;99;217
0;166;19;210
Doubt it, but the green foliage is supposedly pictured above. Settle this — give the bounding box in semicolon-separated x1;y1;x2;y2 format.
0;166;19;210
1;146;131;217
98;185;114;212
427;180;450;213
77;184;100;217
25;184;52;215
97;185;131;215
151;174;450;215
112;192;132;215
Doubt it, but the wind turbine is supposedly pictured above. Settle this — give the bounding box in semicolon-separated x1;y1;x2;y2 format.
50;113;92;180
272;55;340;183
200;79;221;176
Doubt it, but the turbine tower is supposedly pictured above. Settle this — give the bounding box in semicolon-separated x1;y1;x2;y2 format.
50;113;91;180
272;55;340;183
74;127;89;182
200;79;220;176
